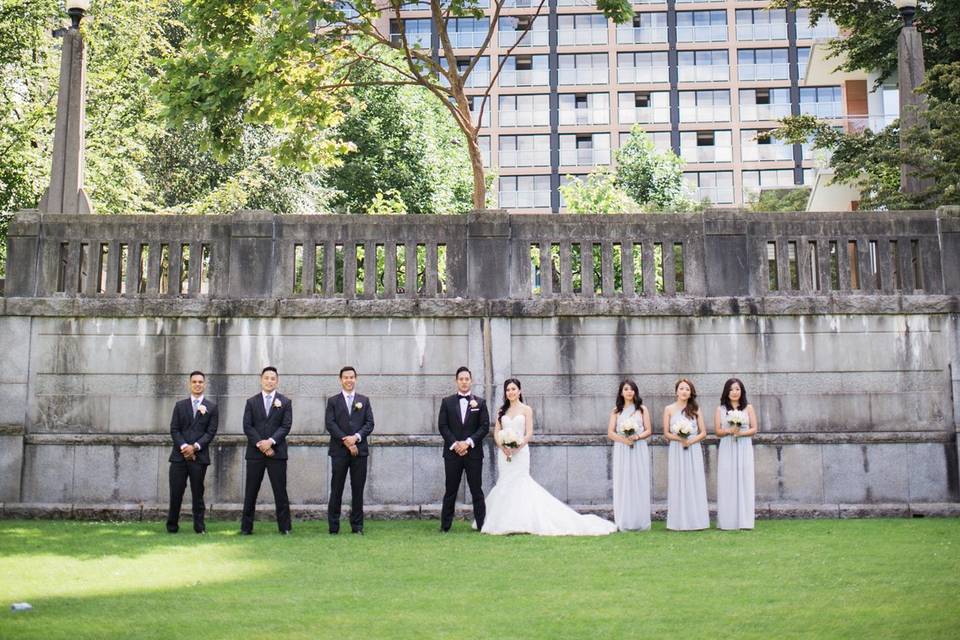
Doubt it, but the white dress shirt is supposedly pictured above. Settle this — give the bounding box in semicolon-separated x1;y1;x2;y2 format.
342;390;361;442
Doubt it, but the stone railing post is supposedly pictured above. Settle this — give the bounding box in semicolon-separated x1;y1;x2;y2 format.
702;210;752;297
3;211;41;297
939;206;960;295
226;210;275;298
466;210;513;299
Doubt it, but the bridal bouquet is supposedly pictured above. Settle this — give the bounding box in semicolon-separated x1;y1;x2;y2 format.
619;418;639;438
726;410;746;433
498;430;523;462
671;420;695;439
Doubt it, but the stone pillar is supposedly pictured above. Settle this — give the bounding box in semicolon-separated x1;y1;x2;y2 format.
702;212;751;296
3;211;41;297
466;210;512;299
227;210;274;297
38;28;93;215
897;25;934;195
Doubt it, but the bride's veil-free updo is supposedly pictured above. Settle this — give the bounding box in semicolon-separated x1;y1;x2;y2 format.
498;378;524;420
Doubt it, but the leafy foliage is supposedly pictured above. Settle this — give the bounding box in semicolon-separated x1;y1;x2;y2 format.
614;127;696;212
559;169;638;214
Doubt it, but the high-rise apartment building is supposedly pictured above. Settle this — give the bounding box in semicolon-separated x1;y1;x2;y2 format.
384;1;865;212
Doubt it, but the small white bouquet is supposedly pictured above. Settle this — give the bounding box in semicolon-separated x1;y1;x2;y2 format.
498;430;523;462
726;409;746;434
671;419;695;439
619;417;639;438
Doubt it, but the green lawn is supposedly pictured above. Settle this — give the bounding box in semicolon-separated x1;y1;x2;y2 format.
1;518;958;639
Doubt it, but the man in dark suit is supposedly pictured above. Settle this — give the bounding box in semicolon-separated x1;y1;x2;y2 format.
438;366;490;532
324;366;375;534
240;366;293;535
167;370;219;534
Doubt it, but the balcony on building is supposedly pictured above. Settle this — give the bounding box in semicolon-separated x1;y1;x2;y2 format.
795;9;840;41
740;129;794;162
737;48;790;82
498;15;550;48
677;50;730;83
499;175;552;209
739;87;792;121
558;14;609;46
499;134;552;168
616;12;668;45
389;18;431;49
468;95;491;128
799;86;844;119
678;89;731;123
448;17;490;49
676;10;728;43
558;53;609;86
618;90;671;125
680;130;733;164
499;54;549;87
499;94;551;127
440;56;491;88
735;8;788;42
559;93;610;126
617;51;670;84
560;133;612;167
684;170;734;204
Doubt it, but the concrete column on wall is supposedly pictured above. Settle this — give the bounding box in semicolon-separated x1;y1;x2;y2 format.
3;211;41;297
466;209;512;298
898;24;935;194
939;206;960;294
226;210;274;297
702;212;751;296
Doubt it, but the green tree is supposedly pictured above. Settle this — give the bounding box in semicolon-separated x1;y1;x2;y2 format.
559;169;637;214
780;0;960;87
614;126;694;211
159;0;636;211
746;186;812;212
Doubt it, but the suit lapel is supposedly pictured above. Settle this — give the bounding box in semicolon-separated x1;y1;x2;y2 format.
255;394;267;422
454;395;466;428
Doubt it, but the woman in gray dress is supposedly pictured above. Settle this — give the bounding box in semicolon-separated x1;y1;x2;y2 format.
664;378;709;531
606;379;652;531
715;378;758;530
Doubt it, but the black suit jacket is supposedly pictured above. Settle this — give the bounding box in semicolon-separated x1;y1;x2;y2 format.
169;397;219;464
438;394;490;460
325;392;375;458
242;392;293;460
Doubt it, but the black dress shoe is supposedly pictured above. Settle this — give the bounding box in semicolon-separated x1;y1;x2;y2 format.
195;529;206;535
439;527;450;533
239;530;253;536
167;528;178;534
279;530;292;536
352;529;364;535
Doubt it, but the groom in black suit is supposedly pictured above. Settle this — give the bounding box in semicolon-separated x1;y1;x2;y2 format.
438;366;490;532
166;370;219;534
240;366;293;535
324;366;375;534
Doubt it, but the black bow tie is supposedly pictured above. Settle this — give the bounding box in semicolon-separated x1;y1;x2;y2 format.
459;395;470;400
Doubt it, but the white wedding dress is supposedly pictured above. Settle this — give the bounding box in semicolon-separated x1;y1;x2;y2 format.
480;414;617;536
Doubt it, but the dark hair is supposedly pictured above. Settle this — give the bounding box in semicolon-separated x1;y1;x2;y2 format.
615;379;642;414
339;366;357;378
675;378;699;420
497;378;525;420
261;366;278;377
720;378;749;412
455;366;472;378
188;370;205;380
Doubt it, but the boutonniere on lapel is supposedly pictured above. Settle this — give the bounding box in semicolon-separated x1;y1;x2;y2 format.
469;399;478;409
273;399;282;409
354;401;363;411
197;405;207;415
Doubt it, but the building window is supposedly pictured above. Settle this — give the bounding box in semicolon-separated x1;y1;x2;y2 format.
677;50;729;82
799;86;843;119
739;88;792;121
558;53;609;85
797;47;811;79
498;135;551;168
389;18;431;49
479;136;490;168
558;14;609;46
618;130;672;154
735;8;787;41
500;175;552;209
684;171;734;204
498;15;549;48
616;12;668;45
499;55;549;87
741;129;794;161
468;95;491;128
796;9;839;40
441;56;490;89
737;48;790;81
560;133;612;166
448;18;489;49
618;90;670;124
559;93;610;125
680;130;733;163
617;51;670;84
678;90;731;123
677;10;728;43
499;94;550;127
742;168;798;201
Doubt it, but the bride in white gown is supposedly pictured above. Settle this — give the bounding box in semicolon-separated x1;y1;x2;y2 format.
480;378;617;536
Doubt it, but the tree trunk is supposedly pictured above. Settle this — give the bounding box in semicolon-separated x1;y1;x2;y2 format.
466;132;487;210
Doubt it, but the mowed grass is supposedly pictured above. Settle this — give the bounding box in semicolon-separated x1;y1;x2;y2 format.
0;518;958;639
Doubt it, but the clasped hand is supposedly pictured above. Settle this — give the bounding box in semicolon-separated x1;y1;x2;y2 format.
453;441;470;456
256;439;275;457
181;444;196;461
341;435;359;457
